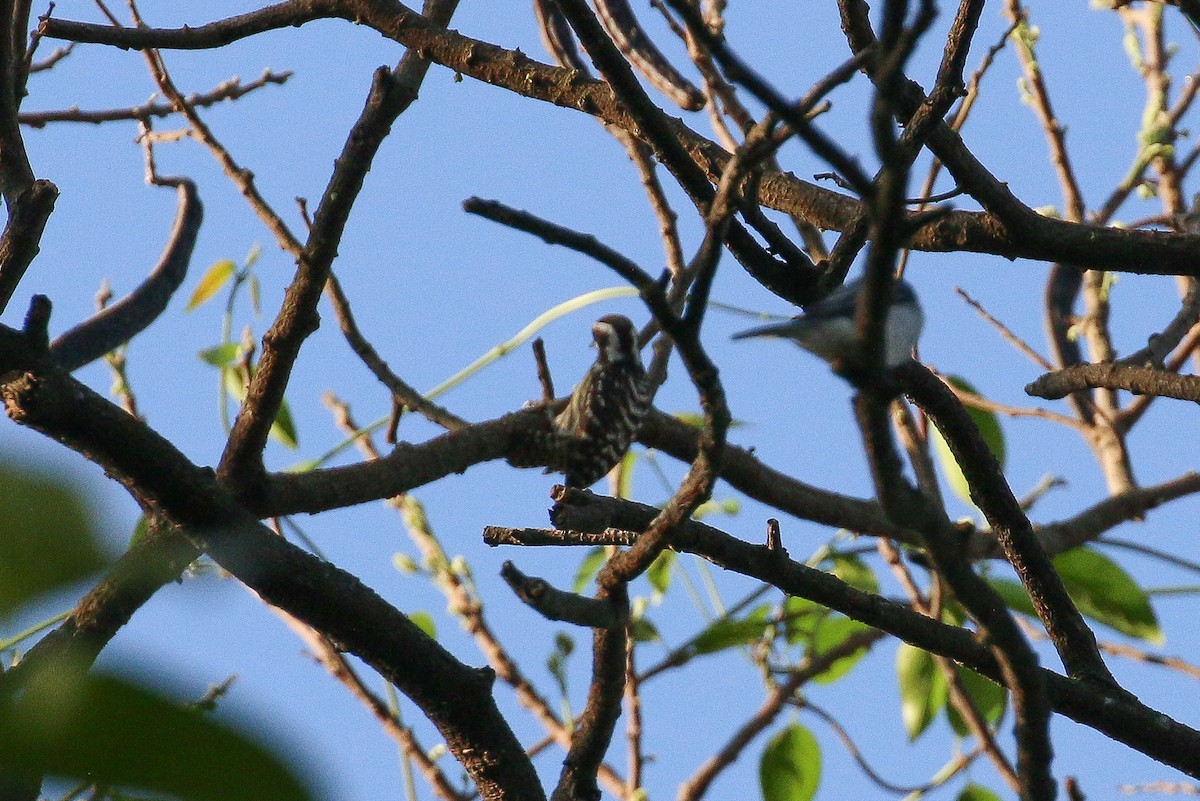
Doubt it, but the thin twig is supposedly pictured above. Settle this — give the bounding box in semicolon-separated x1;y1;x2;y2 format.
878;538;1020;793
956;286;1053;370
19;68;291;127
274;606;469;801
801;700;976;795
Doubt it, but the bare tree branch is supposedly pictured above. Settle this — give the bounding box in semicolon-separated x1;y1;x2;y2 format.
493;486;1200;779
51;179;201;370
38;2;1200;278
18;68;291;128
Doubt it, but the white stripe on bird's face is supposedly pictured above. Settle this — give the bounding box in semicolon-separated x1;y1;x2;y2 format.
592;314;641;366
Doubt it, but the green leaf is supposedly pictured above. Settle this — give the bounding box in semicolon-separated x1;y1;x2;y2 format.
573;547;608;593
989;547;1163;645
407;611;437;640
896;642;947;741
826;554;879;594
646;550;674;597
221;367;297;450
0;670;315;801
931;375;1006;507
692;496;741;520
717;498;741;515
783;596;824;644
547;632;574;699
186;259;237;311
199;342;240;367
630;617;660;643
946;666;1007;737
1097;271;1119;303
616;449;636;499
759;724;821;801
1054;547;1162;644
0;465;106;614
1012;19;1040;57
224;366;248;402
957;783;1004;801
270;397;299;450
128;514;151;548
672;411;744;431
392;553;420;575
249;274;262;316
1122;16;1143;69
692;605;770;655
986;577;1038;618
808;615;873;684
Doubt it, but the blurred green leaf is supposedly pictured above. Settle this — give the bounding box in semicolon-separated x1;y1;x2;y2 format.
986;577;1038;618
693;496;741;520
930;375;1006;508
1013;19;1040;56
1055;547;1162;644
249;274;262;316
783;596;824;644
128;513;151;548
0;465;105;615
220;368;297;450
573;547;607;593
392;553;420;575
673;411;744;430
630;617;660;643
646;550;674;597
0;670;315;801
186;259;237;311
224;366;248;402
957;782;1003;801
808;615;873;684
692;605;770;655
547;631;574;700
759;723;821;801
616;449;636;499
270;397;299;450
896;642;947;741
826;554;879;595
198;343;240;367
946;666;1007;737
1097;271;1119;303
408;611;437;640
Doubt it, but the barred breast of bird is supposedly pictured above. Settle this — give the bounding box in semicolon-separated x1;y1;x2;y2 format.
555;360;651;488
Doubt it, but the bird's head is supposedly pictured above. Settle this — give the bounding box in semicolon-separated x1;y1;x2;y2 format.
592;314;641;366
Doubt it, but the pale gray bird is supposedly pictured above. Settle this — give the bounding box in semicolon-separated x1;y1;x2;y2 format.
732;277;923;367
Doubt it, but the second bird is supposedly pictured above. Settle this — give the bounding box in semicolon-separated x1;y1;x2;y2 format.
732;276;923;367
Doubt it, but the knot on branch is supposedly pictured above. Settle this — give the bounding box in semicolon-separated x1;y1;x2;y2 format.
22;294;51;352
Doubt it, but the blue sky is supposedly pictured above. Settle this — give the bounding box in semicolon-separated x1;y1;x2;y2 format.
7;1;1200;799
